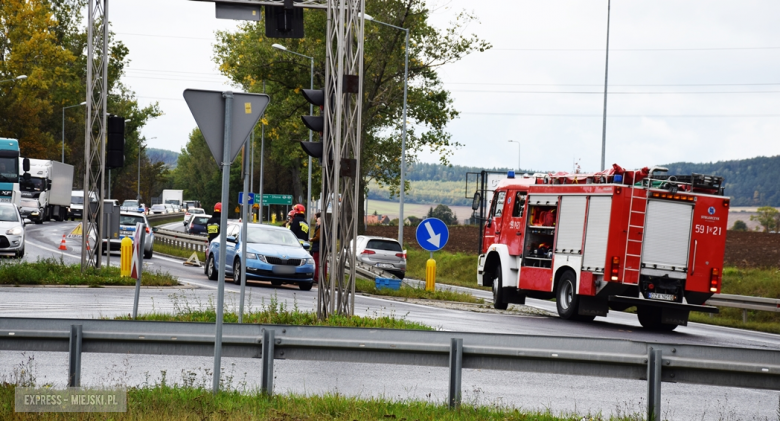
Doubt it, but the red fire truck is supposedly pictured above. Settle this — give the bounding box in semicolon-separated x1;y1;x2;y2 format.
476;164;728;331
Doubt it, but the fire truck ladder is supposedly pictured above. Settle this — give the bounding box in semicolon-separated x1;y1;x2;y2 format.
622;188;647;281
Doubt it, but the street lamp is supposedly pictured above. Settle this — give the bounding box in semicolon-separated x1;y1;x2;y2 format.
0;74;27;84
507;140;520;172
364;14;410;245
62;102;87;162
272;43;315;224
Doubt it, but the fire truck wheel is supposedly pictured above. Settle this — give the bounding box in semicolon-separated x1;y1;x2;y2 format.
556;271;581;320
637;306;678;331
492;268;508;310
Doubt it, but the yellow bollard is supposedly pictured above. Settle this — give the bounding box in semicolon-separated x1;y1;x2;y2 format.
426;258;436;291
120;237;133;277
253;212;258;223
271;213;276;224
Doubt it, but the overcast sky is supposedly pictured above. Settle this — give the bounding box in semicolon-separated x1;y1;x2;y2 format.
111;0;780;173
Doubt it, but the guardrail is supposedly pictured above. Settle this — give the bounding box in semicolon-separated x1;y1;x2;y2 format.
707;293;780;323
0;317;778;420
153;228;209;253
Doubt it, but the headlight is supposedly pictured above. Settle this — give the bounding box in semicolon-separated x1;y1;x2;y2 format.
246;253;257;260
256;254;267;263
31;211;39;216
301;258;314;266
6;227;22;236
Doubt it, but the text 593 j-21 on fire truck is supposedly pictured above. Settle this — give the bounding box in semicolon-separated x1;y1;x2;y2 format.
476;164;728;331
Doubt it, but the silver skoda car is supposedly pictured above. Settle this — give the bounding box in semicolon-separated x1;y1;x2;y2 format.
0;202;26;257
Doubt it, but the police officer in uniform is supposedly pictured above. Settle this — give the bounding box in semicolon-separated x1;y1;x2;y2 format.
207;202;222;242
288;204;309;244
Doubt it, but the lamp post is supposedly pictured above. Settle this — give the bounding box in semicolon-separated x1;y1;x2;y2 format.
272;43;314;225
364;14;409;245
600;0;612;171
0;74;27;84
507;140;520;172
141;137;156;203
62;102;87;163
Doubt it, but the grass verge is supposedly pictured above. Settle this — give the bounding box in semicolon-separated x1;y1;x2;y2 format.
148;215;184;227
0;257;178;287
0;383;627;421
355;277;483;304
405;248;486;290
115;291;432;330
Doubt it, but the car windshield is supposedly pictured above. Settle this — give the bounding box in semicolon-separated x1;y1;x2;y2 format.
20;199;38;207
0;157;18;182
192;216;209;225
151;205;165;210
246;226;301;246
122;200;138;208
120;215;145;226
189;208;204;214
0;205;19;222
23;177;45;191
71;195;84;204
366;239;403;252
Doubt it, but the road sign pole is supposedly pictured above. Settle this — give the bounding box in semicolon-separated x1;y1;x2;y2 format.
239;141;250;323
213;91;233;394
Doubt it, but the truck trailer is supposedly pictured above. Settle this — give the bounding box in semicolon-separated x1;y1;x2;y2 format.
162;189;183;207
476;165;728;331
0;138;21;207
19;158;74;221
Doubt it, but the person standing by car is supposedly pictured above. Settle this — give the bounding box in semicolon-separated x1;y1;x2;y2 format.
207;202;223;242
310;212;321;281
288;204;309;244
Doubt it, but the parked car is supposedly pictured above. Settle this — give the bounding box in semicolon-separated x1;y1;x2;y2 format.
0;202;26;257
149;204;167;215
164;204;174;214
188;214;210;236
18;198;43;224
205;223;315;290
183;207;205;226
102;211;154;259
353;235;406;279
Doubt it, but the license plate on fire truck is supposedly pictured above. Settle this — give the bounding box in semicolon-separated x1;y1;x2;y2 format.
648;292;676;301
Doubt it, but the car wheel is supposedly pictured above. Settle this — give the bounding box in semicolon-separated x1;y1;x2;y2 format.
206;254;218;280
16;248;24;258
144;245;153;259
299;282;313;291
556;270;581;320
492;266;508;310
232;259;243;285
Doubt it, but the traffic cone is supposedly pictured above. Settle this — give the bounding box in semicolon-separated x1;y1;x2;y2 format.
59;235;67;251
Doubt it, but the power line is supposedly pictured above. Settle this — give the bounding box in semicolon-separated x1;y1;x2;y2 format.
451;90;780;94
444;82;780;87
492;46;780;51
460;112;780;117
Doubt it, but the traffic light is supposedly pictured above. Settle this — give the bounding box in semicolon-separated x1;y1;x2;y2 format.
265;0;304;39
300;88;324;159
107;115;125;169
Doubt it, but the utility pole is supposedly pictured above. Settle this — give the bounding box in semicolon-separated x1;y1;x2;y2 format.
600;0;612;171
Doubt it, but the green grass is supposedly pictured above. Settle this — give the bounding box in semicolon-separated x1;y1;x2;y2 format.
0;257;178;287
354;277;483;304
115;291;432;330
0;383;637;421
405;248;486;291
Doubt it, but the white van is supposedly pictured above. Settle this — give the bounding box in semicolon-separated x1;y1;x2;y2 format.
68;190;97;221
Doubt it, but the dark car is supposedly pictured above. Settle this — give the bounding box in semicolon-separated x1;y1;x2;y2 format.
188;214;210;236
18;198;43;224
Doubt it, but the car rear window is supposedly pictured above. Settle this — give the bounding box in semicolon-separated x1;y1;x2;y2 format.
192;216;209;225
190;209;204;214
151;205;165;210
120;215;145;226
366;240;403;252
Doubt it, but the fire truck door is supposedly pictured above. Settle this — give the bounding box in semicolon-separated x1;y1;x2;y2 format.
482;190;506;253
493;191;508;244
505;190;527;255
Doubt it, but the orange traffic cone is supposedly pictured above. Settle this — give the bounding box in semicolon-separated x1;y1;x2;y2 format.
59;235;67;251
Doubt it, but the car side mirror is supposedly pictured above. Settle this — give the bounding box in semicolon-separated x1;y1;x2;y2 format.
152;227;159;233
471;192;481;211
22;158;30;172
486;219;492;228
227;236;237;243
23;218;31;226
302;241;311;250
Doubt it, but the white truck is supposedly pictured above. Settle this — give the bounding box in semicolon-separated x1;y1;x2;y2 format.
162;189;183;208
19;158;74;221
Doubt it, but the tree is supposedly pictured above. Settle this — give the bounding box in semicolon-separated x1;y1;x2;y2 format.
730;220;748;231
429;204;457;225
750;206;779;233
406;215;422;226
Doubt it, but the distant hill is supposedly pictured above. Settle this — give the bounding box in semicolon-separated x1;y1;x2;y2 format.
663;155;780;206
147;148;179;168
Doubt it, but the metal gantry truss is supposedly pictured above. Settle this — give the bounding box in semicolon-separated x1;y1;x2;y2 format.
317;0;365;319
81;0;108;269
191;0;328;9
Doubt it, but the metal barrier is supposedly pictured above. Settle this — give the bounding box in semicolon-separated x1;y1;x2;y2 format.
153;228;209;253
707;293;780;323
1;317;778;419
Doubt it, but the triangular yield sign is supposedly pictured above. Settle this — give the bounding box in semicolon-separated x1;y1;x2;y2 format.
183;89;270;167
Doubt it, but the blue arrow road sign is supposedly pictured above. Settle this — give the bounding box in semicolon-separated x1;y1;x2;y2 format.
238;192;254;205
415;218;449;252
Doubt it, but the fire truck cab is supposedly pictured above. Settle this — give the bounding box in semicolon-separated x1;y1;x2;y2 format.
476;165;728;331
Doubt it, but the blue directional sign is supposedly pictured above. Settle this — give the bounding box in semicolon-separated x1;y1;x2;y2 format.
238;192;254;205
415;218;449;252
